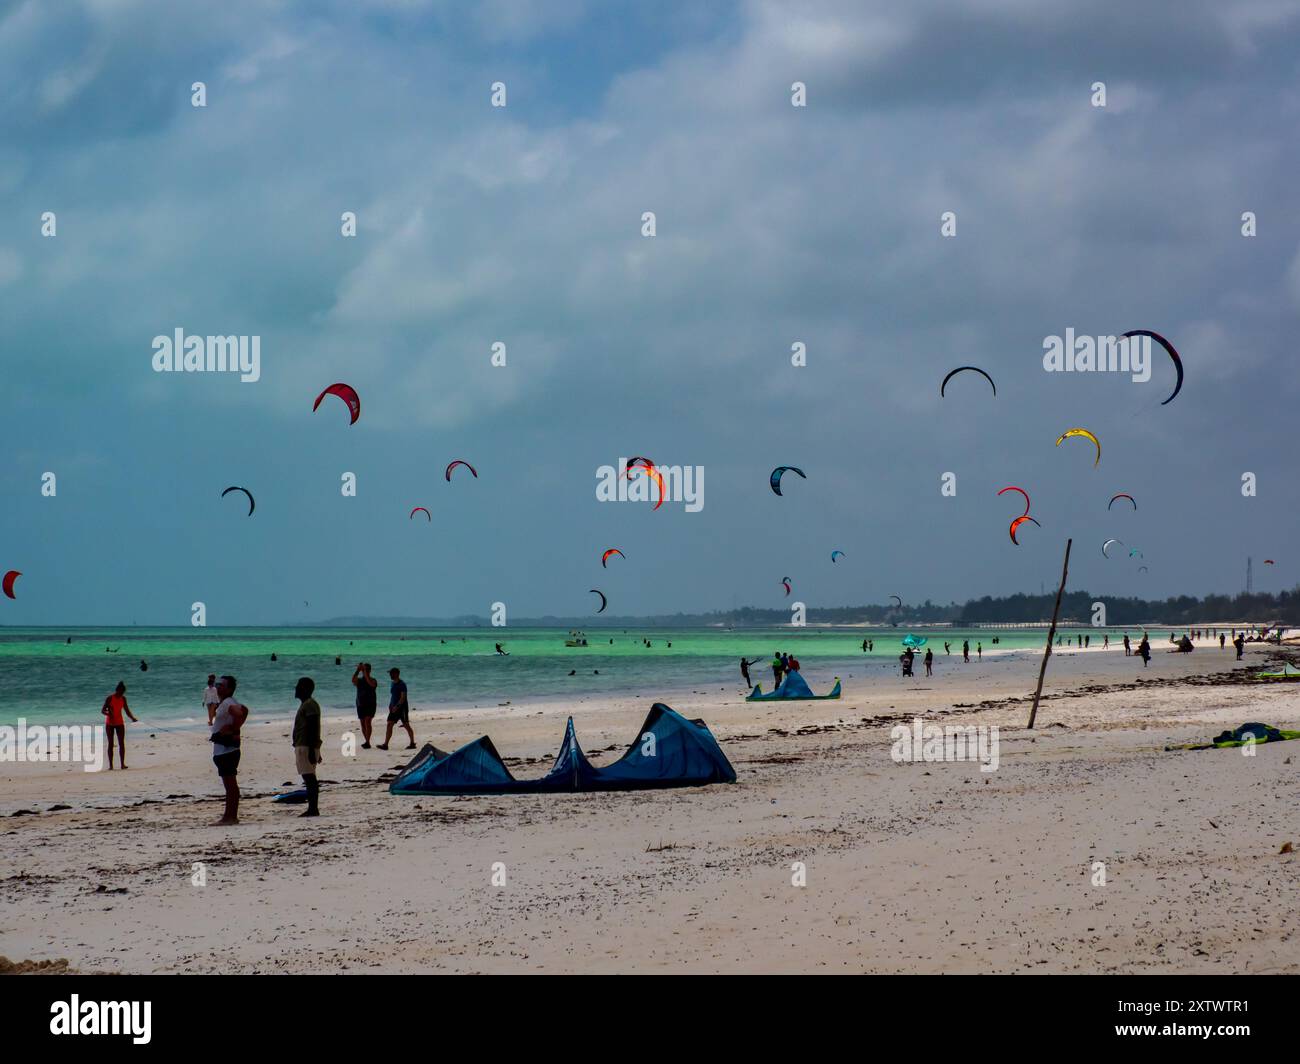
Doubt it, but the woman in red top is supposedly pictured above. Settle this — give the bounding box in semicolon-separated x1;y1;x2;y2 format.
101;682;139;769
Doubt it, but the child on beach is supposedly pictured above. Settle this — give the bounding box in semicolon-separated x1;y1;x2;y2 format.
203;674;219;725
100;682;138;770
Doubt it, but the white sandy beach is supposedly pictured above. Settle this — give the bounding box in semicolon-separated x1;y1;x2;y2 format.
2;641;1297;974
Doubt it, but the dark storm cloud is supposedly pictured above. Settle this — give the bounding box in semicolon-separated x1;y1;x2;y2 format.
3;0;1299;622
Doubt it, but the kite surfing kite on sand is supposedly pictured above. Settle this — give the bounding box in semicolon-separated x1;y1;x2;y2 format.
747;673;842;701
312;382;360;424
221;486;255;516
389;704;735;794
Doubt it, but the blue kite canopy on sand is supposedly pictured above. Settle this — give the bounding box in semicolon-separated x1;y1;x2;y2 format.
389;703;735;795
746;671;841;701
901;634;927;648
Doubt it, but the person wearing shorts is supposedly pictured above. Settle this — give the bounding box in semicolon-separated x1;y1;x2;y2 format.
352;662;378;748
100;682;138;769
291;676;322;817
377;667;415;750
210;675;249;825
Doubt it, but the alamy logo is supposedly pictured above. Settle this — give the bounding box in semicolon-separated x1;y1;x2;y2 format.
890;718;999;772
0;720;104;772
1042;330;1149;384
595;459;704;512
151;328;261;382
50;995;151;1044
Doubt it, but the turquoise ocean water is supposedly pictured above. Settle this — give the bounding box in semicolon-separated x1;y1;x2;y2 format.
0;625;1146;728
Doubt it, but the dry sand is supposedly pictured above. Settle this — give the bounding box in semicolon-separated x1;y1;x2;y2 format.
2;641;1298;973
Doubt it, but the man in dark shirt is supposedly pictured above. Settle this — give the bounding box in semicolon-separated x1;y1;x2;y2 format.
352;662;378;748
378;667;416;750
291;677;322;817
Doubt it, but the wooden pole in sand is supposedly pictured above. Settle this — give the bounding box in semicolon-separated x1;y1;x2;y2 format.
1027;538;1072;729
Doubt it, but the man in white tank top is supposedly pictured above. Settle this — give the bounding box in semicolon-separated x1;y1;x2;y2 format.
210;675;249;825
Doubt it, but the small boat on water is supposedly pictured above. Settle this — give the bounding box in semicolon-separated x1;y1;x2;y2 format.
564;630;589;647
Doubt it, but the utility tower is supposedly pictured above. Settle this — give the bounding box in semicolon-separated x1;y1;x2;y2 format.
1246;556;1253;594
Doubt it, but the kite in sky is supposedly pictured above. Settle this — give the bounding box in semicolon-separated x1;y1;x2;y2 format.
312;382;360;424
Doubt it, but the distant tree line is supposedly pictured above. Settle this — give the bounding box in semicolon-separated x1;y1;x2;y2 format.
680;587;1300;626
319;587;1300;628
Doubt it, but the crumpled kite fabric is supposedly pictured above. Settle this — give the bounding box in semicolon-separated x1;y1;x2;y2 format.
389;704;736;794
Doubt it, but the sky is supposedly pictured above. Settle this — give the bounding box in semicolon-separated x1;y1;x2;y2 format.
4;0;1300;625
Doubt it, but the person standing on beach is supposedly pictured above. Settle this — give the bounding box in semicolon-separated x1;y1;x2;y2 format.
1137;635;1151;667
944;641;950;655
924;648;933;676
771;652;784;689
1220;633;1226;649
1233;633;1245;660
740;658;752;688
352;663;378;748
977;642;982;661
378;667;416;751
962;640;970;663
100;682;138;770
291;677;322;817
210;675;248;825
1103;635;1109;649
203;674;220;725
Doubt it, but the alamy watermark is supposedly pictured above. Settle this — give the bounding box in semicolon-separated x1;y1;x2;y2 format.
890;718;999;772
1;719;104;772
595;458;704;512
1042;330;1149;384
151;328;261;382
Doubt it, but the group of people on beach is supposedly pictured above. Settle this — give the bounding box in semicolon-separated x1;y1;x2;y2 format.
98;664;421;825
770;651;800;688
203;664;417;824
